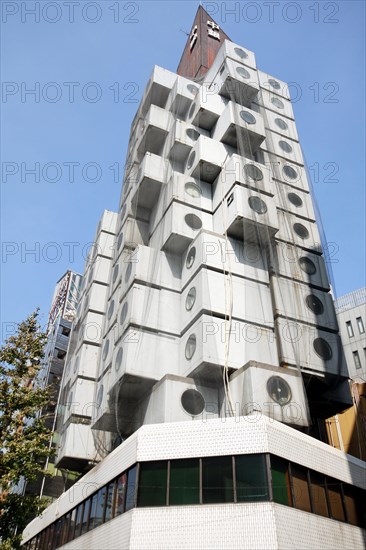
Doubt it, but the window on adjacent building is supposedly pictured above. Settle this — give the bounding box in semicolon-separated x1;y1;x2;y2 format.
61;326;71;336
356;316;365;334
290;464;312;513
125;466;137;511
327;479;346;522
202;456;234;504
271;455;292;506
138;461;168;507
235;454;269;502
353;351;362;370
169;458;200;505
309;471;329;518
346;321;354;337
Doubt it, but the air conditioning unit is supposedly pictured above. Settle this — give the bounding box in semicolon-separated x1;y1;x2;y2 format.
229;361;310;427
142;375;219;425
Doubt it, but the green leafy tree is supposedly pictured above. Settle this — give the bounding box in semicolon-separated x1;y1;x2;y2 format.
0;311;54;549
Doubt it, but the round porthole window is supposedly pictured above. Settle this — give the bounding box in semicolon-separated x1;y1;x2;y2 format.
279;140;293;153
305;294;324;315
112;264;119;284
234;47;248;59
275;118;288;131
186;128;200;141
115;347;123;372
125;262;132;283
117;232;124;250
107;300;115;321
248;196;267;214
185;182;202;198
299;257;317;275
120;302;128;324
267;376;292;406
236;66;250;79
187;84;198;95
240;111;256;124
185;213;202;230
181;389;205;415
268;78;281;90
287;192;303;207
185;334;197;360
102;339;110;361
96;385;104;406
283;165;298;180
271;97;284;109
185;287;196;311
293;223;309;240
244;164;263;181
187;151;196;170
313;337;332;360
186;247;196;269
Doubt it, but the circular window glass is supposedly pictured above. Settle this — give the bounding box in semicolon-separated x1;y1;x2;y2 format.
112;264;119;283
107;300;115;320
287;192;303;207
186;247;196;269
240;110;256;124
268;78;281;90
279;140;293;153
117;232;124;250
125;262;132;283
293;223;309;240
120;302;128;324
244;164;263;181
187;151;196;170
186;128;200;141
115;347;123;371
185;182;202;198
305;294;324;315
185;334;197;360
187;84;198;96
267;376;292;406
181;389;205;415
102;339;110;361
96;385;104;406
189;102;196;119
248;196;267;214
271;97;284;109
275;118;288;131
299;257;317;275
236;66;250;79
234;47;248;59
185;287;196;311
185;213;202;230
313;338;332;360
283;165;298;180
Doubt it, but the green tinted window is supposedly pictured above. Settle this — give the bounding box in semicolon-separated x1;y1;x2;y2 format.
169;458;200;505
271;456;292;506
235;454;269;502
202;456;233;504
138;461;168;507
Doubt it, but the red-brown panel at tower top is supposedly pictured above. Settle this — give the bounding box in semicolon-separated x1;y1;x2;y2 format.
177;6;231;80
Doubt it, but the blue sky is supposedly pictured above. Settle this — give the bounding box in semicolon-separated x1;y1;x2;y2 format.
1;0;365;335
